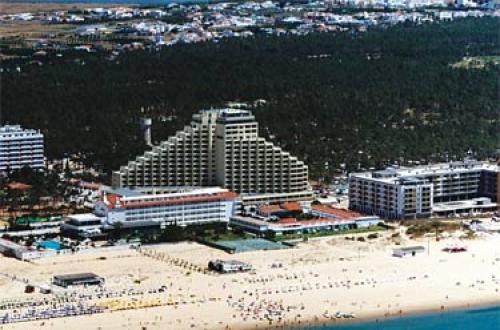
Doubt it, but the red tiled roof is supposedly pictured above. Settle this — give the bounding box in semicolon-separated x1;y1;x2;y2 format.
105;193;120;208
280;201;302;212
119;192;238;209
7;182;32;190
311;204;362;219
258;204;283;214
277;217;297;224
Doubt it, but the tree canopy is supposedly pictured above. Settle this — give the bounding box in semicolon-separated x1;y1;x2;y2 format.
2;18;499;180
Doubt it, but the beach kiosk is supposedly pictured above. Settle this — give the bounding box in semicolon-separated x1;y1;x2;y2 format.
53;273;104;288
392;246;425;258
208;260;252;273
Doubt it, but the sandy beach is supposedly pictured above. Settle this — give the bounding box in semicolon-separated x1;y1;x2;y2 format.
0;227;499;330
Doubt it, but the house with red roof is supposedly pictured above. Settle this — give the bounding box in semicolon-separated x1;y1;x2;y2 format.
230;214;356;235
257;201;303;217
309;204;380;228
258;204;284;217
280;201;302;212
6;182;32;191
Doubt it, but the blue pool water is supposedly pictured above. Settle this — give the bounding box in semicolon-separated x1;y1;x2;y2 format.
290;305;500;330
34;240;62;250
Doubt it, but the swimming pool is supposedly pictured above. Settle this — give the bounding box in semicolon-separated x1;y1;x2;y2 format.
34;240;62;250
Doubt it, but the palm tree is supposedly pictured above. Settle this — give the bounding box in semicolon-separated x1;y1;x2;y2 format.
430;220;441;242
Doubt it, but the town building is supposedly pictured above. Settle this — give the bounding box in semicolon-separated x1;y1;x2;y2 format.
112;109;311;201
348;161;499;219
95;187;238;229
67;179;109;209
0;125;44;172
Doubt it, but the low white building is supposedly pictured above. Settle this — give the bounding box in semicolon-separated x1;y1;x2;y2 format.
96;187;238;229
61;214;103;237
392;246;425;257
208;259;252;273
0;238;45;261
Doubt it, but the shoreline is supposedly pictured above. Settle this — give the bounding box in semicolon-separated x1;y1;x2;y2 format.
253;300;500;330
1;234;499;330
2;296;498;330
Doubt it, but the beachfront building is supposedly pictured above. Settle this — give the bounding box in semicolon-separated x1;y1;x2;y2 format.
257;201;303;217
392;246;425;257
230;215;355;235
95;187;238;229
112;109;311;201
208;259;252;273
308;204;381;228
53;273;104;288
0;125;44;172
61;213;104;237
348;161;499;219
0;238;45;261
230;203;380;235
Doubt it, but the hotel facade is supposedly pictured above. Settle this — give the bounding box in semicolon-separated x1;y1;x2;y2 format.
0;125;44;172
112;109;310;200
348;161;499;219
95;187;238;229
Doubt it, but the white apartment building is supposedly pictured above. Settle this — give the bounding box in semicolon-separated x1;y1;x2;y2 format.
0;125;44;172
349;161;499;219
112;109;310;198
95;187;238;229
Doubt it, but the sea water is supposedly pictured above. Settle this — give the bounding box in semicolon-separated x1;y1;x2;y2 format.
290;305;500;330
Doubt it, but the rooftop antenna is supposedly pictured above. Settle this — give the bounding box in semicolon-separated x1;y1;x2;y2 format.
140;118;153;147
465;148;474;160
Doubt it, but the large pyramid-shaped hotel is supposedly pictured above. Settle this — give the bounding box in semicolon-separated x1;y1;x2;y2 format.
112;109;311;200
